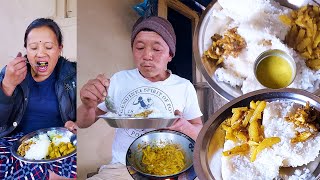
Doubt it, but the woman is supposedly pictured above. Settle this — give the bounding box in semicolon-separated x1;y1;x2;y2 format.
0;18;77;179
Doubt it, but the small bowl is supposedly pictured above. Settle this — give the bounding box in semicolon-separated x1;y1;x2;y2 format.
254;49;297;89
126;129;195;179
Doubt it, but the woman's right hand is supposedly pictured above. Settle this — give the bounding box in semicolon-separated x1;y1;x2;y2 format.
1;52;27;96
79;74;109;109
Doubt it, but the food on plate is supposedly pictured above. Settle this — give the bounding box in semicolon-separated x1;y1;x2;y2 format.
279;5;320;70
17;130;76;160
105;108;175;119
141;144;185;176
203;28;247;66
202;0;320;94
133;110;153;118
219;100;320;179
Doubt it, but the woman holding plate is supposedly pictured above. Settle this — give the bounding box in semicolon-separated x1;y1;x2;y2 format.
0;18;77;179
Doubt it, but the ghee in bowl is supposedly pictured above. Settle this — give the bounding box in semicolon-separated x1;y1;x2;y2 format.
254;49;296;89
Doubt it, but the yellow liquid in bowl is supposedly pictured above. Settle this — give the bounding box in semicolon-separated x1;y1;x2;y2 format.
256;56;293;89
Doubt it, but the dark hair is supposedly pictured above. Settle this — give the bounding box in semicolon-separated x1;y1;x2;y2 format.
24;18;63;48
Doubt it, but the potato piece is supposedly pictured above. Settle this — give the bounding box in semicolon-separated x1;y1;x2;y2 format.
250;137;281;162
232;107;248;113
67;142;74;149
242;110;254;127
297;37;311;52
248;120;260;142
230;110;242;125
313;34;320;48
249;101;266;123
296;29;306;45
59;144;67;153
306;59;320;70
233;131;248;142
223;144;250;156
250;100;257;109
291;131;312;143
279;14;292;26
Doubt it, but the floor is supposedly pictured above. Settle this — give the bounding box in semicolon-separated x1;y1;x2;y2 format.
77;119;115;180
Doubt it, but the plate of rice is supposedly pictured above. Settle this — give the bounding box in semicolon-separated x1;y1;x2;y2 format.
11;127;77;163
98;108;179;129
193;0;320;101
194;88;320;180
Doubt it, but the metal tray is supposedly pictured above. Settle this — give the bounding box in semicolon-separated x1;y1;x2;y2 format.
11;127;77;164
194;88;320;180
193;0;320;101
98;115;180;129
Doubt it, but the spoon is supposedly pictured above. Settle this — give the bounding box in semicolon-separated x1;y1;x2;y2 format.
105;95;117;114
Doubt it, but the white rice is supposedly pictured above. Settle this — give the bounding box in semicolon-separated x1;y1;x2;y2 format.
263;101;320;167
24;134;50;160
209;0;320;94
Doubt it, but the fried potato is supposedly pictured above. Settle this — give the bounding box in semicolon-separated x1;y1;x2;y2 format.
202;28;246;67
291;132;312;143
250;101;266;123
249;120;260;142
280;5;320;70
250;137;281;162
223;144;250;156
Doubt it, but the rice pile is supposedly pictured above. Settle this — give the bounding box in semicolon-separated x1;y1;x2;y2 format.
24;134;50;160
209;0;320;94
220;101;320;180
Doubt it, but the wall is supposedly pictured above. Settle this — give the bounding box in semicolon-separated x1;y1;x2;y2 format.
0;0;76;68
77;0;140;179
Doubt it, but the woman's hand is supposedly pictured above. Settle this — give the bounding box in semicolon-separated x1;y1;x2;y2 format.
1;52;27;96
79;74;109;109
64;121;78;134
167;110;203;140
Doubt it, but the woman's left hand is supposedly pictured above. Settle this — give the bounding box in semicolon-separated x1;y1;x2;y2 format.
64;121;78;134
167;110;203;140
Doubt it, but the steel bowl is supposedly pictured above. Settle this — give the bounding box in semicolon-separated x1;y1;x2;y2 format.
11;127;77;163
194;88;320;180
98;115;179;129
126;129;195;179
253;49;297;89
193;0;320;101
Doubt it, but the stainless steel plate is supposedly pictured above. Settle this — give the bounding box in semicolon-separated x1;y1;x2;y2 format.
11;127;77;164
193;0;320;101
194;88;320;180
126;129;195;178
98;115;180;129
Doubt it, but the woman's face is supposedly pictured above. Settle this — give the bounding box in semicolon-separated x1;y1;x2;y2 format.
26;26;62;81
133;31;172;82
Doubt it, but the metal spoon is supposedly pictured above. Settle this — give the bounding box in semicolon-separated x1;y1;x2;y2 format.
105;95;117;114
25;60;40;67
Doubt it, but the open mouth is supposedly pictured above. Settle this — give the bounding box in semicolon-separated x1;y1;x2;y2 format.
36;61;49;72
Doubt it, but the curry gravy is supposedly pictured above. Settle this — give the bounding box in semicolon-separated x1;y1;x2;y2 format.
256;56;293;89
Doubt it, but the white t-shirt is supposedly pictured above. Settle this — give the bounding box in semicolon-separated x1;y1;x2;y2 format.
97;68;202;165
